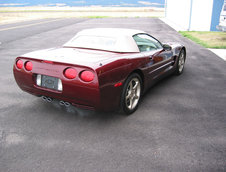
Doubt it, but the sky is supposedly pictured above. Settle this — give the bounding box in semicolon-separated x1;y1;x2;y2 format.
0;0;165;7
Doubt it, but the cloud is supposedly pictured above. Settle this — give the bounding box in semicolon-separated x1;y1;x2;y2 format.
44;3;67;7
138;1;162;6
55;3;67;7
111;5;121;7
72;1;86;4
0;3;28;6
120;3;137;7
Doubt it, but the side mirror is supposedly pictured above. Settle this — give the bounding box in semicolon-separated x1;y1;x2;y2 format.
163;44;172;51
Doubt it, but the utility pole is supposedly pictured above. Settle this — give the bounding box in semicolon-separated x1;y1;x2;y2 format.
188;0;193;31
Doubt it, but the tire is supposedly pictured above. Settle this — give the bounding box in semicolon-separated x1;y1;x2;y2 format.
121;73;142;115
175;49;186;75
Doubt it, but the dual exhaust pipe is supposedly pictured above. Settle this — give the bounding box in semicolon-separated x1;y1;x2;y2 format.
42;96;70;107
42;96;53;102
59;100;70;107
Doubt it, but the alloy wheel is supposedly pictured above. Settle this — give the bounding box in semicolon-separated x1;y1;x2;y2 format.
125;78;141;110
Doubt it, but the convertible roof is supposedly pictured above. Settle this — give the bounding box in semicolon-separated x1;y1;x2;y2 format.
77;28;145;37
64;28;147;53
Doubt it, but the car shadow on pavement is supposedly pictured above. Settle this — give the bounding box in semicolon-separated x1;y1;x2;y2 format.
30;71;186;123
140;74;175;102
35;97;125;122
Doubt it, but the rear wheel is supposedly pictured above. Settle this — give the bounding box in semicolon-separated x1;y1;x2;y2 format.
121;73;142;115
175;49;186;75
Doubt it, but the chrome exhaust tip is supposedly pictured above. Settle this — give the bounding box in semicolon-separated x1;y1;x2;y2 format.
59;100;71;107
47;97;53;102
42;96;53;103
42;96;47;101
59;101;65;106
64;102;71;107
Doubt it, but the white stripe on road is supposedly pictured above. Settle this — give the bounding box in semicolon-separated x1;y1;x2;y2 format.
0;18;64;32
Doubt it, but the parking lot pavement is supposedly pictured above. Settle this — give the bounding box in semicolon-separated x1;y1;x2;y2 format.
0;18;225;172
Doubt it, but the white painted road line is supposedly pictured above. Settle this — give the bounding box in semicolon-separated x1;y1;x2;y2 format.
0;18;63;32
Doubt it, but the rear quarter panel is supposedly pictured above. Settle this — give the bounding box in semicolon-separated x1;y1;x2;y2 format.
96;55;148;111
95;44;186;111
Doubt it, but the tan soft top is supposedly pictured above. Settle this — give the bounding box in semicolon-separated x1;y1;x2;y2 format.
64;28;146;52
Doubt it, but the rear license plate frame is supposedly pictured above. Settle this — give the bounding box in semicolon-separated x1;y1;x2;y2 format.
40;75;60;91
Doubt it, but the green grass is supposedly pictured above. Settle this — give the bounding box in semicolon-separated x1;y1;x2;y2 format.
84;16;109;18
179;31;226;49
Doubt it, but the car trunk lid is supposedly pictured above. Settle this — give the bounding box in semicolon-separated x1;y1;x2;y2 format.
21;47;121;68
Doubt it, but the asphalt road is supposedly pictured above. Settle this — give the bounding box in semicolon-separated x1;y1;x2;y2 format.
0;18;225;172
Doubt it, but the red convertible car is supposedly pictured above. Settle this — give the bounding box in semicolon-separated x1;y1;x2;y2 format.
13;28;186;114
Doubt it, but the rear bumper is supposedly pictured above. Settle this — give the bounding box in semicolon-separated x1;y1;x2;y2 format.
20;84;97;110
13;65;122;111
13;65;101;111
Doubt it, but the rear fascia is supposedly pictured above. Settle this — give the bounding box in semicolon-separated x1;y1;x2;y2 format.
13;57;101;110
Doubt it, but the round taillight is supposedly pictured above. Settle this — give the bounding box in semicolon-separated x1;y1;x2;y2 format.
25;61;33;71
64;68;77;79
16;59;23;69
80;71;94;82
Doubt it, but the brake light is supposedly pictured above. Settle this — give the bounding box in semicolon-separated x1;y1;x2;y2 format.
16;59;23;69
64;68;77;79
80;71;94;82
25;61;33;71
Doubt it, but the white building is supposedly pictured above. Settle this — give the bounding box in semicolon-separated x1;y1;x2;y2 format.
165;0;224;31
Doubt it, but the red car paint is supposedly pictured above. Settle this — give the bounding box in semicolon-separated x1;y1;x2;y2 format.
13;29;185;112
13;46;184;111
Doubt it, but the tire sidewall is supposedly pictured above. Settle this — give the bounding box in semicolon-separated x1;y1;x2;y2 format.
175;49;185;75
120;73;142;115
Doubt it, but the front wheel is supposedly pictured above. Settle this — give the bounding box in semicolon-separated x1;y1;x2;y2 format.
121;73;142;115
175;49;186;75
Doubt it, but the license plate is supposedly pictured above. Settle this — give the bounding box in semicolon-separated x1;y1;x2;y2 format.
36;74;62;91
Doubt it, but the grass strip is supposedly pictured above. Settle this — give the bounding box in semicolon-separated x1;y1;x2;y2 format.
179;31;226;49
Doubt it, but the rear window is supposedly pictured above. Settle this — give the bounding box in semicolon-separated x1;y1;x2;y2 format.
65;35;117;50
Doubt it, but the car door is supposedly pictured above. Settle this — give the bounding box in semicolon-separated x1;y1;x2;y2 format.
133;34;173;82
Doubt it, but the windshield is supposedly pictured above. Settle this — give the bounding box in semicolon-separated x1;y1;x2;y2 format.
64;35;117;50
